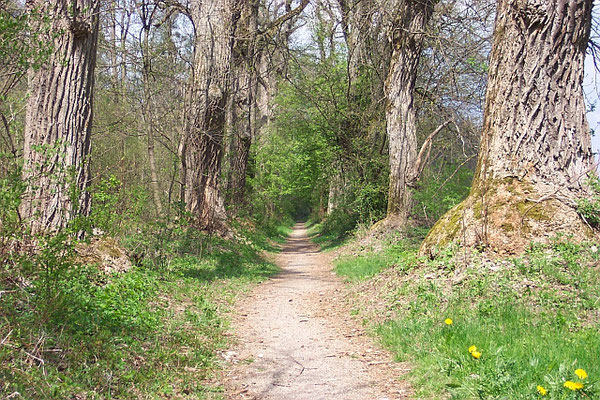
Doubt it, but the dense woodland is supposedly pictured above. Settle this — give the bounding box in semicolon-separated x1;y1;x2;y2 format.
2;0;600;398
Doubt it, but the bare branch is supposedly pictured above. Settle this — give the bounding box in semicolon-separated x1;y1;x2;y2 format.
259;0;310;37
412;119;452;183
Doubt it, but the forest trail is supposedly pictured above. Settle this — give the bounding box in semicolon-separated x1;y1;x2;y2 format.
223;223;411;399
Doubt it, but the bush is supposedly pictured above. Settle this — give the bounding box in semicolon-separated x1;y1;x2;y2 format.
320;207;359;239
577;174;600;228
412;164;473;227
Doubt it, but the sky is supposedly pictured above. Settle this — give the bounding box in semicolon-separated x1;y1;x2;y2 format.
585;0;600;157
294;1;600;158
586;49;600;157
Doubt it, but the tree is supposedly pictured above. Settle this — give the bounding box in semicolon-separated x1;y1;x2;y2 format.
422;0;596;255
137;0;163;216
181;0;242;233
385;0;438;225
20;0;100;234
225;0;260;208
223;0;309;211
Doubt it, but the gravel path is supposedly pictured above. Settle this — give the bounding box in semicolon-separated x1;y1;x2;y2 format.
223;223;412;399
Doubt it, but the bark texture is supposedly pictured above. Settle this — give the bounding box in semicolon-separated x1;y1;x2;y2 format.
184;0;241;233
385;0;437;223
226;67;253;206
422;0;596;255
226;0;259;207
21;0;99;234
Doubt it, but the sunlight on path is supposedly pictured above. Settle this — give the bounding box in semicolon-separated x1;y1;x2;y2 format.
223;223;410;399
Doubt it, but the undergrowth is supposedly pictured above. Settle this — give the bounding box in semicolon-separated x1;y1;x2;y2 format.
336;235;600;399
0;223;286;399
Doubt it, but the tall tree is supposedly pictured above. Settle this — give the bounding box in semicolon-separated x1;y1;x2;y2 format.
422;0;596;255
182;0;241;233
225;0;310;209
137;0;163;216
385;0;438;225
226;0;259;208
20;0;100;234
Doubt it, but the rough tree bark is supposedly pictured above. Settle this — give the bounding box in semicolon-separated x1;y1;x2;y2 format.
183;0;241;233
20;0;99;235
226;67;253;206
327;161;346;215
226;0;259;207
421;0;596;255
385;0;437;224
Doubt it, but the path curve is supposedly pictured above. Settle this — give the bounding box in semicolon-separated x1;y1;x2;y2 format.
223;223;411;399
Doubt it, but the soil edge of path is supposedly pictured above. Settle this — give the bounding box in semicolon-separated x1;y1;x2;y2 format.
219;223;414;399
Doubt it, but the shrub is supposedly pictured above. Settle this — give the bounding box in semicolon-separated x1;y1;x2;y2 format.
577;174;600;228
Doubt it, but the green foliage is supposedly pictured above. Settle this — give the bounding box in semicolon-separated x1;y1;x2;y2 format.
250;50;390;227
577;174;600;228
1;225;280;398
320;208;358;238
412;164;473;227
0;4;56;102
249;79;333;222
89;175;126;233
0;155;24;260
354;182;387;224
340;237;600;399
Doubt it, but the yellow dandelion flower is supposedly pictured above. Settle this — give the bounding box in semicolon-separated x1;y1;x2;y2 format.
471;350;482;359
575;369;588;379
468;345;477;354
445;318;453;325
564;381;583;390
536;385;547;396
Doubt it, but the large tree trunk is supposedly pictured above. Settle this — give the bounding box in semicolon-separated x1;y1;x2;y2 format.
422;0;595;255
226;66;253;207
385;0;437;224
226;0;259;208
183;0;240;233
20;0;99;235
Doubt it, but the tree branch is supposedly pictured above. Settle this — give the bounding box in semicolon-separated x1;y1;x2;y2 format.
259;0;310;37
155;0;191;20
411;119;452;183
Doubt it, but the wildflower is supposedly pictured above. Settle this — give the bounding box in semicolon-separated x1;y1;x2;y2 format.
564;381;584;391
445;318;453;325
536;385;547;396
575;369;588;380
471;351;482;359
468;345;477;354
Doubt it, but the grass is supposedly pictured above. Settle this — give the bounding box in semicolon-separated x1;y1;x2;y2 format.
334;228;423;281
0;225;283;399
336;235;600;399
306;220;354;251
336;253;391;280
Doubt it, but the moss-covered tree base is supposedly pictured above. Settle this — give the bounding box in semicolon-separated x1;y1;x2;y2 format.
420;178;596;257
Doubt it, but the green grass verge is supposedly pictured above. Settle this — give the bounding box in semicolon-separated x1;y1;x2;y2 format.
0;233;280;399
306;221;348;251
336;236;600;399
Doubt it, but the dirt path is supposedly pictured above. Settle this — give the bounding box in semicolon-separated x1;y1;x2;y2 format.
222;223;411;399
